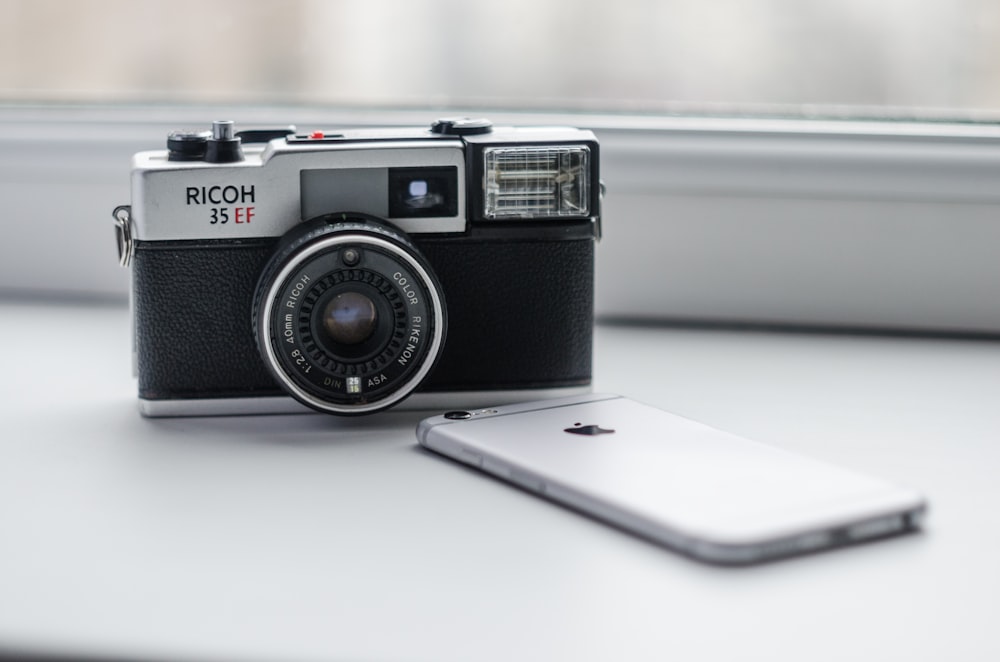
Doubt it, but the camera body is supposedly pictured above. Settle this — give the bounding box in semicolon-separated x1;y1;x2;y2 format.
118;118;600;416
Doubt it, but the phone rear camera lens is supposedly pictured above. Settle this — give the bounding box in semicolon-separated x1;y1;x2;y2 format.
322;292;377;345
444;411;473;420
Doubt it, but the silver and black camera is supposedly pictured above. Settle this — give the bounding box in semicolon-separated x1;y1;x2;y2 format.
114;118;601;416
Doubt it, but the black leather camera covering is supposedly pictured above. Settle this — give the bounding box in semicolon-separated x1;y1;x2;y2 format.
133;232;594;402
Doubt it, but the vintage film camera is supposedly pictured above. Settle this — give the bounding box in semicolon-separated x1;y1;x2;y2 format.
113;118;601;416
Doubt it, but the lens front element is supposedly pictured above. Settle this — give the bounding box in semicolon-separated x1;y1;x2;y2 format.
322;291;378;346
255;215;446;415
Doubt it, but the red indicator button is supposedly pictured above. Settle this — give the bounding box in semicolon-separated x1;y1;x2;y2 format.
310;131;325;139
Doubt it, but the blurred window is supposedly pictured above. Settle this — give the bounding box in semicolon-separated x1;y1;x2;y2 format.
2;0;999;118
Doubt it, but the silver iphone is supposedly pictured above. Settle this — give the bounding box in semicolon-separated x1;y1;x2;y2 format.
417;393;927;564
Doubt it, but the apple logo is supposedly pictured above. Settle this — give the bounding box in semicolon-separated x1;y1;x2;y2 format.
564;422;616;436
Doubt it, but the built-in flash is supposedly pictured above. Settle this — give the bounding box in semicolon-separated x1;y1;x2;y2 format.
347;376;361;394
484;145;590;219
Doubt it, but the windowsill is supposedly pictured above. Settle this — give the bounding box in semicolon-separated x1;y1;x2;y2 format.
1;298;996;660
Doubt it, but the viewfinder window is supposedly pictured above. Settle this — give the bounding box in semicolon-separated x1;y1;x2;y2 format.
388;167;458;218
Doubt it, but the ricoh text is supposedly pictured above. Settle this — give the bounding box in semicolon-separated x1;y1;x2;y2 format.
186;185;255;205
186;185;256;225
286;275;311;310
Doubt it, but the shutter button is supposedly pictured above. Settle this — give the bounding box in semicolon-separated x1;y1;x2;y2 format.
204;120;244;163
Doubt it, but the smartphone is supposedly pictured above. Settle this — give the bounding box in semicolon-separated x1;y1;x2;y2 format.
417;393;927;565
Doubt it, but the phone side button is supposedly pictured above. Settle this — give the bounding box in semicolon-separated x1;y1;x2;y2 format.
508;469;547;494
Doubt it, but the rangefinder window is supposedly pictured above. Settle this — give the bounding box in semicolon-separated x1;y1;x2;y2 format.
301;168;389;221
388;167;458;218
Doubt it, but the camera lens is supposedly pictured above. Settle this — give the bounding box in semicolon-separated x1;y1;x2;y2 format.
254;213;446;415
322;292;377;346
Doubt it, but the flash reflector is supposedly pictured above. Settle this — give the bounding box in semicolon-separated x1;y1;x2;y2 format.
484;146;590;219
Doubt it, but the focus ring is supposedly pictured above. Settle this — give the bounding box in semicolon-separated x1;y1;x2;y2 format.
253;213;447;415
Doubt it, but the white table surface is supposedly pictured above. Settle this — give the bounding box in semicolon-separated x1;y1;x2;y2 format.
1;300;998;662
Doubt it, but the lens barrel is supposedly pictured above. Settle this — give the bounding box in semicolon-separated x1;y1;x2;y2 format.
254;213;446;415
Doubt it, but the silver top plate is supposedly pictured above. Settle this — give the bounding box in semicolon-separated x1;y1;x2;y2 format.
131;139;468;241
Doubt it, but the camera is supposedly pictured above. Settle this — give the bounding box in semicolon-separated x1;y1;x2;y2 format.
113;118;601;416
